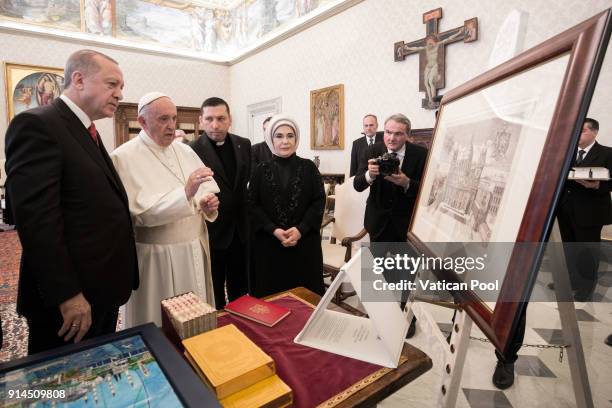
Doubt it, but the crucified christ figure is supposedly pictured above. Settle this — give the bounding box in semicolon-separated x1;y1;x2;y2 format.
404;30;464;106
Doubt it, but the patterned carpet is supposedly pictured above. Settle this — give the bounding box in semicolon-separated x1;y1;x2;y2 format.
0;230;28;362
0;230;126;363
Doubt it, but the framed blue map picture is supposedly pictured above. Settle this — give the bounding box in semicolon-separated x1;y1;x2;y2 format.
0;323;220;407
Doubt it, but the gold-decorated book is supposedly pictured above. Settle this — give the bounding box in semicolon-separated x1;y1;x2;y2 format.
219;375;293;408
182;324;276;399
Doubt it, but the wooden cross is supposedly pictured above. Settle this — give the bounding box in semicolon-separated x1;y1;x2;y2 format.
394;8;478;110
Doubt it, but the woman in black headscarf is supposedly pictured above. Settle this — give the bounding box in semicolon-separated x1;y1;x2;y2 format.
248;115;325;297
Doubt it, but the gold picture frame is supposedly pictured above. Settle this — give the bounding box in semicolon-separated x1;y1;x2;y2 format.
310;84;344;150
4;63;64;121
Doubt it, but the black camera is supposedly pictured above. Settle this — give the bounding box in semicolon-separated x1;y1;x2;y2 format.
374;153;400;176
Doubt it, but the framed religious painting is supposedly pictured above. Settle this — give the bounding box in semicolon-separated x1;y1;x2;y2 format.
407;9;611;354
310;83;344;150
4;63;64;121
0;323;220;407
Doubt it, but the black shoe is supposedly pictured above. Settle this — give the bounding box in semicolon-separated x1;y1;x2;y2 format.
492;361;515;390
406;316;417;339
605;334;612;347
573;289;594;302
547;282;555;290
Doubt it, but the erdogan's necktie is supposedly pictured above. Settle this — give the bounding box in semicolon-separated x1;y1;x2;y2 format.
88;123;99;146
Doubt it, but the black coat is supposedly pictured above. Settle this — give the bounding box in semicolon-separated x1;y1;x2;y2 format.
559;141;612;227
248;155;325;297
250;141;273;176
4;99;138;317
190;133;251;249
350;131;384;177
354;142;428;241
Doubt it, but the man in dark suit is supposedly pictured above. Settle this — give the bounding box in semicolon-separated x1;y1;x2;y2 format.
251;116;273;176
354;113;427;337
190;97;251;308
4;50;138;354
354;113;427;242
558;117;612;301
349;114;384;177
493;118;612;390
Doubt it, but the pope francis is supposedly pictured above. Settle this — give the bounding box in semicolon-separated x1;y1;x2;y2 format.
111;92;220;327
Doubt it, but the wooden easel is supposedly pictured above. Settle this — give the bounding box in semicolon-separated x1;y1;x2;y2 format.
404;220;594;407
404;298;472;407
548;221;594;408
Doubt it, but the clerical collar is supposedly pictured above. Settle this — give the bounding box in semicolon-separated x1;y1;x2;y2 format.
206;134;226;146
138;129;169;151
60;94;92;129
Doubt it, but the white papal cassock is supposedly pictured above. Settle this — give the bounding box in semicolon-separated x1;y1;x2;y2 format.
111;130;220;327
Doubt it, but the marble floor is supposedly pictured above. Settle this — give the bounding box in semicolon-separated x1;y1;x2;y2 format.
320;218;612;407
336;269;612;408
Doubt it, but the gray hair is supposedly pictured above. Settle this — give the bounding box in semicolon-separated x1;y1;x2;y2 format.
64;50;118;89
384;113;411;133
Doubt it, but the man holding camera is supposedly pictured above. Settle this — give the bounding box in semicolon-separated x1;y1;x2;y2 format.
354;113;427;243
354;114;427;337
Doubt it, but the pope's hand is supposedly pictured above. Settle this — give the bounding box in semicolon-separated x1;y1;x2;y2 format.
199;193;219;215
185;167;214;200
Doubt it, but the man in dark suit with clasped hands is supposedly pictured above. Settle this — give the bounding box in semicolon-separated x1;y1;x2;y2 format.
4;49;138;354
190;97;251;308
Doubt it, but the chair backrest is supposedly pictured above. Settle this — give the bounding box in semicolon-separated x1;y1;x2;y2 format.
331;176;369;243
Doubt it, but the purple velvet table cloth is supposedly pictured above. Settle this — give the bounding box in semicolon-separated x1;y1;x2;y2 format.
217;294;390;408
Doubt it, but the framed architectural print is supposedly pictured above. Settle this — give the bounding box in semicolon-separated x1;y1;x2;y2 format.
0;323;220;407
407;9;611;354
4;63;64;121
310;84;344;150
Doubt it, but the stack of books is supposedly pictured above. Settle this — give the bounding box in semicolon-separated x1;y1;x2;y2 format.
183;324;292;408
161;292;217;339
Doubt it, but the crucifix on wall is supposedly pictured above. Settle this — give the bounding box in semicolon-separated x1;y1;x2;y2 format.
394;8;478;110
